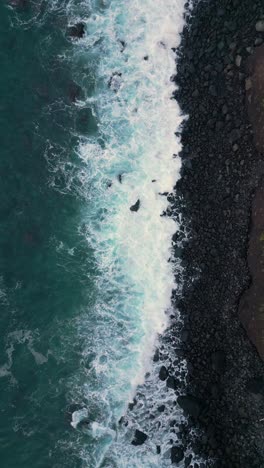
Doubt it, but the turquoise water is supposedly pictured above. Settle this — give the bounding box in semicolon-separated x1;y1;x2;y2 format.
0;1;186;467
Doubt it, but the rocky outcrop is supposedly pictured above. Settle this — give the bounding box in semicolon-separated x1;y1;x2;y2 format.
173;0;264;465
238;45;264;359
67;23;85;39
239;181;264;359
246;44;264;152
130;199;140;212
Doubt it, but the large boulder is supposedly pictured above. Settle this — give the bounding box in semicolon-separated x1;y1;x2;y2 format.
171;446;184;464
67;23;85;39
130;199;140;212
131;429;148;446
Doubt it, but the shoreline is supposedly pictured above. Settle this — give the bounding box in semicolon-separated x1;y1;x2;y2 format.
172;0;264;466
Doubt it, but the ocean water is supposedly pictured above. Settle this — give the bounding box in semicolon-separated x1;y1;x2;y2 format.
0;1;186;467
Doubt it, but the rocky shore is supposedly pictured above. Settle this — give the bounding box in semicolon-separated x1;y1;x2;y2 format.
171;0;264;466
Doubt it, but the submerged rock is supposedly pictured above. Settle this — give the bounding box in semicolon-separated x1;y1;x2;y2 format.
130;199;140;212
108;72;122;92
8;0;28;8
67;22;85;39
68;81;82;103
131;429;148;446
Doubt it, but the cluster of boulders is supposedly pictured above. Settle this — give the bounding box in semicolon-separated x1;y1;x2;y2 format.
166;0;264;466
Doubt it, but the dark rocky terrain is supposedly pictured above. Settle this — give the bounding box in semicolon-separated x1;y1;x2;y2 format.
170;0;264;466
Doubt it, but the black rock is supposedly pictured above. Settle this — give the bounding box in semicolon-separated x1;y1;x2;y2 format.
130;199;140;212
67;23;85;39
184;454;192;467
108;72;122;92
167;375;178;390
131;429;148;446
159;365;169;381
158;404;165;412
171;446;184;464
119;40;126;52
229;128;241;144
177;395;201;419
153;348;159;362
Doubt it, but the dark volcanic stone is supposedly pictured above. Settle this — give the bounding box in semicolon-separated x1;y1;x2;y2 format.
130;199;140;212
158;404;165;412
177;395;201;419
171;446;184;464
67;22;85;39
173;0;264;465
159;365;169;381
167;375;178;390
131;429;148;446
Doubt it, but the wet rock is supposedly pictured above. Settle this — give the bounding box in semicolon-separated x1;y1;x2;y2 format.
256;20;264;33
67;22;85;39
130;199;140;212
159;365;169;381
177;395;201;419
128;398;137;410
167;376;178;390
68;81;82;103
119;40;126;52
171;446;184;464
108;72;122;92
184;454;192;467
158;404;165;412
131;429;148;446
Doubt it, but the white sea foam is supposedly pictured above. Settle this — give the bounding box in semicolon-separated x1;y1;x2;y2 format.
62;0;187;466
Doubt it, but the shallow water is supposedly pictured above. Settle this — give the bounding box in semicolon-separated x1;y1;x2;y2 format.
0;1;186;466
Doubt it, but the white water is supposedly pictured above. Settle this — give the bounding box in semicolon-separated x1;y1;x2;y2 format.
58;0;187;466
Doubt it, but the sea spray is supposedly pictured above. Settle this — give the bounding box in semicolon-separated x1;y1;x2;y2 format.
58;0;188;465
